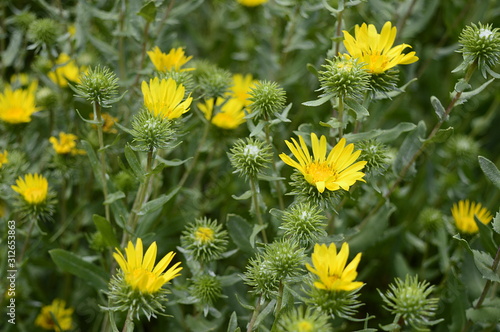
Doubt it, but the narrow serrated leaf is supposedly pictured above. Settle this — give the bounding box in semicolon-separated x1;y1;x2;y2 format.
430;96;447;121
302;93;333;107
124;144;145;182
478;156;500;190
232;190;252;200
137;186;180;216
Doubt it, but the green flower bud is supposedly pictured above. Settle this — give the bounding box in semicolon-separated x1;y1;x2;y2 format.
277;306;332;332
305;282;364;319
280;202;327;247
73;66;119;107
248;80;287;120
356;139;390;175
228;137;273;180
14;11;37;31
378;275;442;331
130;110;176;151
180;217;229;262
369;68;400;94
27;18;61;47
417;207;444;234
190;274;223;307
457;22;500;78
244;254;280;299
288;170;340;211
160;70;195;97
192;60;232;98
318;56;370;102
36;87;58;110
113;170;137;193
88;232;107;252
446;134;480;165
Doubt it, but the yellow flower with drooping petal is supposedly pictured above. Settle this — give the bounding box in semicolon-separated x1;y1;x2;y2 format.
227;73;258;107
197;97;246;129
49;132;85;155
113;238;183;294
147;46;194;72
142;77;193;119
279;133;367;193
237;0;268;7
35;299;74;332
48;53;82;87
306;242;363;291
0;150;8;167
0;81;40;124
11;173;49;205
342;22;419;74
451;200;493;234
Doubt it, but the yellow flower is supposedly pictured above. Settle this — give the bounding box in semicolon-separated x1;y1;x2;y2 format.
227;73;257;107
35;299;73;332
48;53;82;87
237;0;268;7
10;73;30;87
0;150;8;167
279;133;367;193
90;112;118;133
142;77;192;119
113;238;183;294
11;173;48;205
49;132;85;155
195;227;215;244
147;46;194;72
451;200;493;234
306;242;363;291
0;81;40;124
197;98;246;130
342;21;419;74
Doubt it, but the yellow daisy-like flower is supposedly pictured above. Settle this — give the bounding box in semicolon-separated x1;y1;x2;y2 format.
279;133;367;193
142;77;193;119
49;132;85;155
237;0;268;7
113;238;183;294
35;299;74;332
342;21;419;74
48;53;82;87
451;200;493;234
11;173;48;205
147;46;194;72
0;150;8;167
306;242;363;291
0;81;40;124
227;73;257;107
197;98;246;129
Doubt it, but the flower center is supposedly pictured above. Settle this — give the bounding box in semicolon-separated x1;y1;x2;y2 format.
195;227;214;243
297;320;313;332
305;162;336;184
127;268;160;293
24;187;46;204
367;54;389;73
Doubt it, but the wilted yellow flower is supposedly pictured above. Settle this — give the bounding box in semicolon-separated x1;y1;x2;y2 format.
227;73;257;107
279;133;367;193
451;200;493;234
113;238;183;294
342;21;419;74
48;53;82;87
0;81;40;124
35;299;73;332
11;173;49;205
142;77;192;119
0;150;8;167
147;46;194;72
306;242;363;291
237;0;268;7
198;98;246;129
49;132;85;155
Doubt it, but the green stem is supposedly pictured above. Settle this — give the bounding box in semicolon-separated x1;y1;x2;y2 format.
178;120;210;189
246;296;263;332
94;102;111;222
132;21;151;90
264;120;285;210
18;218;36;264
334;10;344;56
121;308;134;332
250;177;267;243
337;96;345;138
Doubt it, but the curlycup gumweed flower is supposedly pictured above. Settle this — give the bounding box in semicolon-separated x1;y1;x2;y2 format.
226;73;258;107
73;65;119;107
237;0;268;6
451;199;493;234
49;132;85;155
280;202;327;247
342;21;419;74
181;217;229;262
48;53;83;87
306;242;363;292
197;97;246;129
35;298;74;332
277;306;332;332
11;173;49;205
0;81;40;124
0;150;8;167
142;77;192;119
228;137;273;179
113;238;182;295
248;80;286;120
147;46;194;72
279;133;367;193
379;275;442;331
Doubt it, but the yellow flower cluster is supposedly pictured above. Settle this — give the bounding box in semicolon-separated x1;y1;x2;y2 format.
451;200;492;234
142;77;192;119
0;81;40;124
48;53;84;87
49;132;85;155
147;46;194;72
35;299;73;332
11;173;49;205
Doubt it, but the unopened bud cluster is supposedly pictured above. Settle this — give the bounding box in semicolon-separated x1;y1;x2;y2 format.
357;139;390;174
190;274;223;308
73;66;119;107
228;137;273;180
280;202;327;247
130;110;175;151
277;306;332;332
180;217;229;262
192;60;232;98
27;18;61;47
248;80;287;120
318;57;370;101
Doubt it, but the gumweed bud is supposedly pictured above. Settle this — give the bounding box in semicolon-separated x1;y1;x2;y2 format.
27;18;61;47
228;137;273;180
73;66;119;107
248;80;287;120
180;217;229;262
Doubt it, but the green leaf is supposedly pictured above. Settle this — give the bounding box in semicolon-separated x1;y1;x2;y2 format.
49;249;108;291
250;224;267;248
456;78;495;103
93;215;120;248
254;300;276;329
302;93;334;107
137;1;157;22
81;140;103;187
454;79;471;93
124;144;145;182
320;118;343;129
373;78;417;100
430;96;447;121
423;127;453;145
103;191;125;205
232;190;252;200
137;186;180;216
227;312;238;332
474;215;498;257
2;30;23;67
349;203;396;252
346;99;370;118
227;214;254;254
393;120;426;177
478;156;500;190
466;298;500;324
344;122;416;143
156;156;192;167
248;120;265;138
492;210;500;235
306;63;319;77
473;250;500;283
